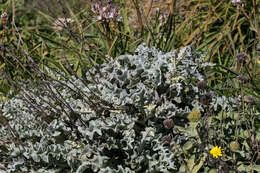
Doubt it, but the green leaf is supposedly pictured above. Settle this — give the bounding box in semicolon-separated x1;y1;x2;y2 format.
237;164;260;172
192;154;206;173
187;155;196;171
187;154;206;173
253;165;260;171
183;140;193;153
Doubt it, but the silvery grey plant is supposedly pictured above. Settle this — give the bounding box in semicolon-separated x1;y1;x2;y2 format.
0;43;233;172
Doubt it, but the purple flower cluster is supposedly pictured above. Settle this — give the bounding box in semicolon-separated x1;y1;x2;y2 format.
236;75;249;84
232;0;243;6
91;0;122;22
244;96;255;103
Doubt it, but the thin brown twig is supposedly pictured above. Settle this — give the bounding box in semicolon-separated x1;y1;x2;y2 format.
11;0;16;41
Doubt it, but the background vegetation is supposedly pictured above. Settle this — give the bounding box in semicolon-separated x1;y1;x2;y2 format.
0;0;259;172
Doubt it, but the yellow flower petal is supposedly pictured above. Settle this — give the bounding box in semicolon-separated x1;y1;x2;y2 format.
210;146;223;158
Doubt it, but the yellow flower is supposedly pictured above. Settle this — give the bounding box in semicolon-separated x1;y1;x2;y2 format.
188;109;201;122
258;59;260;64
210;146;223;158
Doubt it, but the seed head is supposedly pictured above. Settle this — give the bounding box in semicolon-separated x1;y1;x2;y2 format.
197;80;207;90
163;119;174;129
172;128;180;135
162;134;171;144
1;12;8;26
200;92;212;105
236;53;247;65
229;141;240;152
